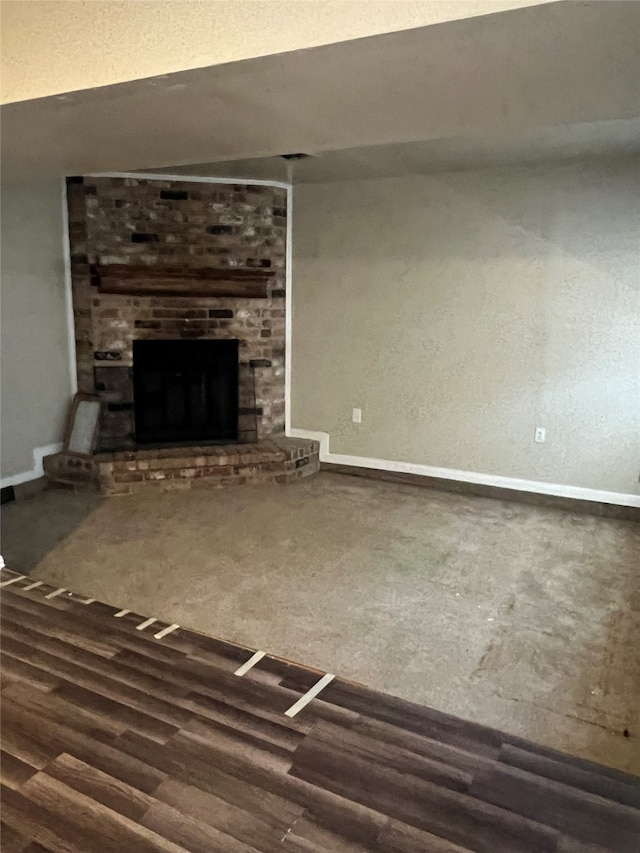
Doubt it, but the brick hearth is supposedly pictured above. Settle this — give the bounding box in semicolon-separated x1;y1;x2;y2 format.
44;438;318;496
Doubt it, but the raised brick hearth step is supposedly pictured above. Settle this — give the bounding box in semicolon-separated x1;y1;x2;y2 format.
43;438;319;496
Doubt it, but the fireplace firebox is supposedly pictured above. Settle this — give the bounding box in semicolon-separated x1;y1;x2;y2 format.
133;339;239;445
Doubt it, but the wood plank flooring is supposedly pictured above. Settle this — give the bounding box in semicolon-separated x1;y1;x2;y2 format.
1;568;639;852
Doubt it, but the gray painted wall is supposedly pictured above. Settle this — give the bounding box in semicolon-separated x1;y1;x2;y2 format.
3;158;639;495
291;158;640;495
1;178;72;480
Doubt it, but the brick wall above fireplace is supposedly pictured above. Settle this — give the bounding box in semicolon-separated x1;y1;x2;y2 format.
67;176;287;451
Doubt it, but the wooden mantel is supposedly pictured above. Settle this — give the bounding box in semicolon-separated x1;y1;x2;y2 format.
93;264;275;298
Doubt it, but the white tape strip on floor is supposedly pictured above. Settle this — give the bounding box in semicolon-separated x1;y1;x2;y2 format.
234;650;266;676
22;580;44;591
45;587;66;599
114;609;130;618
284;673;335;718
154;623;180;640
136;617;157;631
80;598;96;605
0;574;25;588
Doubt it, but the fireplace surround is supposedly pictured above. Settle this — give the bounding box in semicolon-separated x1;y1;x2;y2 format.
43;175;319;493
66;175;289;451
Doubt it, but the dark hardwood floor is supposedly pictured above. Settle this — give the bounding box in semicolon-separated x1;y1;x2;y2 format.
1;568;639;852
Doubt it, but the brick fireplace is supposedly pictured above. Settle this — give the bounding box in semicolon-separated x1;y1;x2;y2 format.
44;175;318;494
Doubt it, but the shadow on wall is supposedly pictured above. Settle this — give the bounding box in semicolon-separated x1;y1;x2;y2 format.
0;489;102;574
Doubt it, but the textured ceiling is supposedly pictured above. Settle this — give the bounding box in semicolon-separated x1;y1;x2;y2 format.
1;2;638;182
1;0;555;104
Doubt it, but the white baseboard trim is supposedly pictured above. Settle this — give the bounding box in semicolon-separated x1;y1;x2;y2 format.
1;443;63;489
288;428;640;508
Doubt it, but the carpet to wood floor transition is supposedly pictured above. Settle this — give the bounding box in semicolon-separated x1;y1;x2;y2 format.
0;568;639;853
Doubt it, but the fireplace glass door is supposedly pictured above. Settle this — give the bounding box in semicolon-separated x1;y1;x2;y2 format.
133;339;239;444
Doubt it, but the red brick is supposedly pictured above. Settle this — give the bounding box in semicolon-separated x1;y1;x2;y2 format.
113;471;143;483
68;176;288;447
